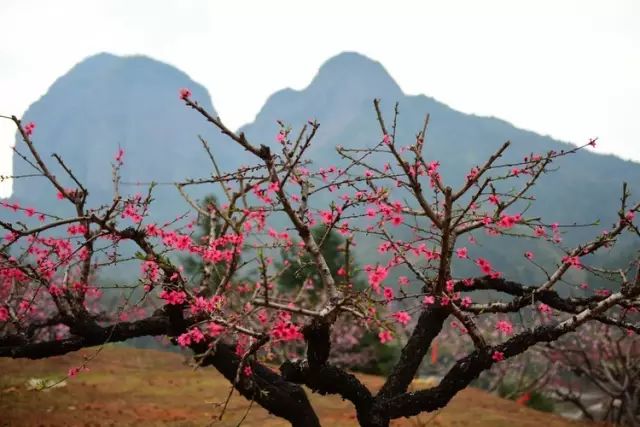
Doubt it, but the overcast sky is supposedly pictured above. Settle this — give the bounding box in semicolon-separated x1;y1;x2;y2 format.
1;0;639;197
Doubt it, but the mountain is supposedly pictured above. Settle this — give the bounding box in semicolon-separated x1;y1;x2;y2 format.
9;53;227;220
4;51;638;290
240;52;639;288
242;52;639;230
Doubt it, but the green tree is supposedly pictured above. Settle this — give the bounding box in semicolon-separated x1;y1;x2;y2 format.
278;225;365;299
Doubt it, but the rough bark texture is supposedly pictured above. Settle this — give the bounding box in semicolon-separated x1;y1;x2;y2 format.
197;342;321;427
378;304;449;398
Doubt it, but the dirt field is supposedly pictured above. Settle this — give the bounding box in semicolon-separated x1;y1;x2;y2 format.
0;346;594;426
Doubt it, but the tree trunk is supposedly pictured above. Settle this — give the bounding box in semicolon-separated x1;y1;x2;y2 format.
357;410;390;427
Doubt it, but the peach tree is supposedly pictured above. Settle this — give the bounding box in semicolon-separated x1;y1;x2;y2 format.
0;92;638;426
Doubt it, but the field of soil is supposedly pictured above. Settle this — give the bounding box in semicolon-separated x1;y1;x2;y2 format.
0;346;595;426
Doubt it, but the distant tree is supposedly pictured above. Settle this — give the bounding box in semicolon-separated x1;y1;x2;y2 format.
1;94;639;427
542;323;640;425
329;316;401;375
278;225;364;298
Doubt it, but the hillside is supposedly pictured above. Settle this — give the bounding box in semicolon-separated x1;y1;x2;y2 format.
0;346;591;427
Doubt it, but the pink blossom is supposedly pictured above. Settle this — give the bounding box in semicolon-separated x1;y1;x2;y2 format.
24;122;36;136
390;215;403;227
271;320;303;342
179;88;191;99
538;303;552;314
488;194;500;205
141;260;160;282
159;290;186;305
466;167;480;182
625;210;635;223
423;295;435;305
524;251;534;260
319;210;335;225
492;351;505;362
392;311;411;326
189;328;205;343
383;287;394;301
366;265;389;293
190;296;223;314
257;310;269;324
455;247;468;259
495;320;513;335
267;181;280;193
534;226;546;237
122;202;143;223
68;366;88;377
177;332;192;347
446;279;455;293
208;322;225;337
67;224;88;235
177;328;205;347
561;255;582;269
378;330;393;344
475;257;493;275
115;148;125;163
498;214;520;229
48;284;65;297
4;232;18;243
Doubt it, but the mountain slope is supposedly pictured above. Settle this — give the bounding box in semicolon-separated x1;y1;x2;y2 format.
242;52;639;232
239;51;639;288
4;51;638;288
10;53;225;219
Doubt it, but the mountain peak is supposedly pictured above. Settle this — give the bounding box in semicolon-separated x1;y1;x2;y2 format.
55;53;198;88
307;51;403;99
11;52;220;206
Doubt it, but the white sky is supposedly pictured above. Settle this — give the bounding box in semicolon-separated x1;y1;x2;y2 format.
1;0;639;197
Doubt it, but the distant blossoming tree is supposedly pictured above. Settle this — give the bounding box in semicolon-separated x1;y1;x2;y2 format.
0;92;638;427
542;323;640;424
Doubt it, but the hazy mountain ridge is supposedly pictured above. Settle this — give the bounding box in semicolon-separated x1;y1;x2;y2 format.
9;52;224;219
242;52;639;240
3;51;638;288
